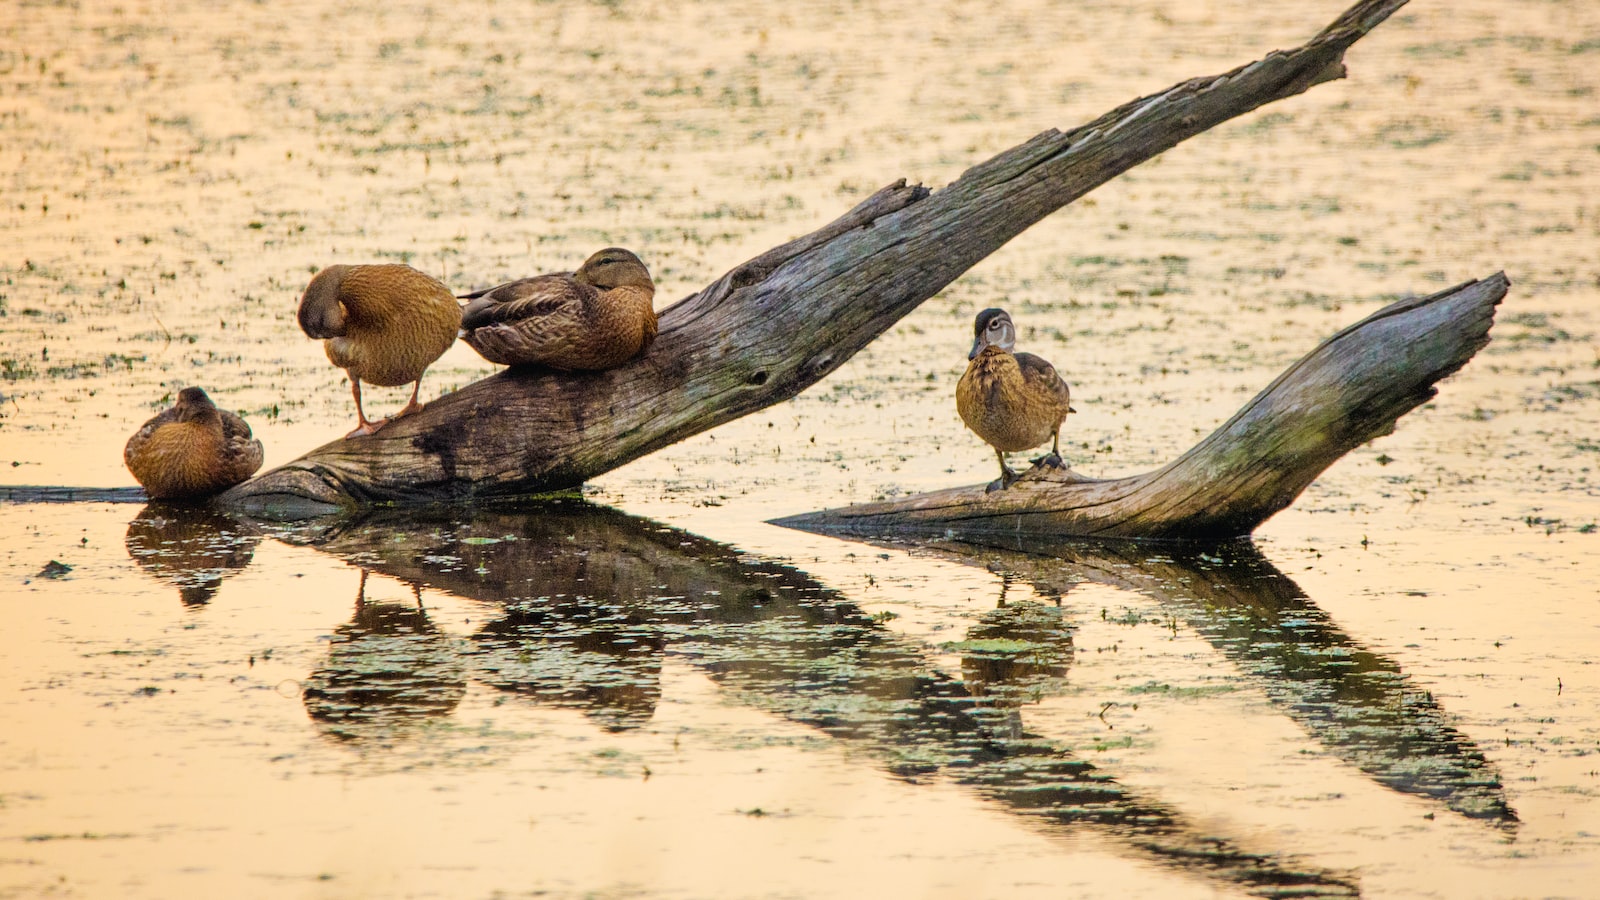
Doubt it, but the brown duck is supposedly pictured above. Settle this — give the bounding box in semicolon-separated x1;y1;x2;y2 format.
297;264;463;438
458;247;656;371
124;387;265;500
956;308;1074;491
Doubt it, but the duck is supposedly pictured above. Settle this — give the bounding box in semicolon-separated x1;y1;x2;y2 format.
124;386;265;500
458;247;657;371
297;264;463;438
955;308;1074;491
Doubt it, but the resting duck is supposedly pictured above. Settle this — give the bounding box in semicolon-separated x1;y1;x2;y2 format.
297;264;463;438
955;308;1074;491
458;247;657;371
124;387;265;500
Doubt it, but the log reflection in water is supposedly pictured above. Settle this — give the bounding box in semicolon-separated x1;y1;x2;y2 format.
261;500;1358;898
889;533;1518;825
124;503;263;606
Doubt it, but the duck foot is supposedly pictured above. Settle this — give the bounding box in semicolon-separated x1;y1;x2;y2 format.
986;469;1021;493
1030;452;1067;470
345;418;388;439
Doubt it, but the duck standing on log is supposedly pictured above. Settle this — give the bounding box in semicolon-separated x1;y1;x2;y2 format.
296;264;463;438
458;247;657;371
124;387;264;500
956;308;1075;491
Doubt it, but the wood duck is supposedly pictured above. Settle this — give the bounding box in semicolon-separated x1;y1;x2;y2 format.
124;387;264;500
458;247;657;371
955;308;1074;491
297;264;463;438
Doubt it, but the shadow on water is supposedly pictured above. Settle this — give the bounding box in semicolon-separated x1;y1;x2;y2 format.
224;499;1365;898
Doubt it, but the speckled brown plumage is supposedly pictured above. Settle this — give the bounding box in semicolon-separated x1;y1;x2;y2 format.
459;247;657;371
297;264;462;437
124;387;264;500
956;308;1073;490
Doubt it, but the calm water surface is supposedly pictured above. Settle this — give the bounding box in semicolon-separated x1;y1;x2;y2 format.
2;0;1598;897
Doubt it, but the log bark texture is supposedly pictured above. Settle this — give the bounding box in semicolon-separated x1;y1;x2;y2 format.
776;274;1507;541
219;0;1409;518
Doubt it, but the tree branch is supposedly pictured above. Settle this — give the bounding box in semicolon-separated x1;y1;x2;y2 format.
776;274;1507;541
216;0;1411;517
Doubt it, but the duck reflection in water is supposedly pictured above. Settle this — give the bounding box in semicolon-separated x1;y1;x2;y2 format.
255;499;1524;896
956;584;1073;722
301;570;468;743
473;600;664;733
124;503;262;606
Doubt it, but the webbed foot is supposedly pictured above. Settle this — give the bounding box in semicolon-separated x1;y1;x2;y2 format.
345;418;387;439
986;468;1020;492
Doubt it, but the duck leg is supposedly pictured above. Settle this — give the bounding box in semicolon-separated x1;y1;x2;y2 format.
987;447;1020;493
1034;429;1068;470
345;375;387;439
391;378;426;421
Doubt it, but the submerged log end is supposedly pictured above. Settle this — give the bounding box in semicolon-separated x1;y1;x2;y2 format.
217;462;352;520
778;273;1508;543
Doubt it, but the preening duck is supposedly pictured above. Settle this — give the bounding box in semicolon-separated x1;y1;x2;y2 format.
297;264;462;438
458;247;656;371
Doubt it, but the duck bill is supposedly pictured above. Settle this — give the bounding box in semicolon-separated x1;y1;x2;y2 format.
968;335;987;360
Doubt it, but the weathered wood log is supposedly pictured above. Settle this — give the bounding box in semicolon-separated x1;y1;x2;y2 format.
218;0;1409;518
776;274;1507;541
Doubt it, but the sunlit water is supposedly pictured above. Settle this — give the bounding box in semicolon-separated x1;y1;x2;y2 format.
2;0;1598;897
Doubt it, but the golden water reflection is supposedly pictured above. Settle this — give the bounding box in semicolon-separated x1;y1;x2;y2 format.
124;503;263;606
300;571;470;743
892;532;1519;825
161;498;1514;895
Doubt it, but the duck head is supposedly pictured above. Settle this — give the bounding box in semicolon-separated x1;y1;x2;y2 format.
969;307;1016;359
297;265;351;339
574;248;654;292
173;386;222;424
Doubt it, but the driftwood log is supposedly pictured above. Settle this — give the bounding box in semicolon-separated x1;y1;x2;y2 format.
778;274;1507;541
215;0;1411;519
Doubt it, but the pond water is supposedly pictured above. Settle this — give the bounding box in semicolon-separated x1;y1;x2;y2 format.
3;0;1598;896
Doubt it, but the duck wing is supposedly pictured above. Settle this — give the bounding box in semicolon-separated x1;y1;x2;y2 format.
459;273;597;330
217;409;266;480
1014;351;1073;411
